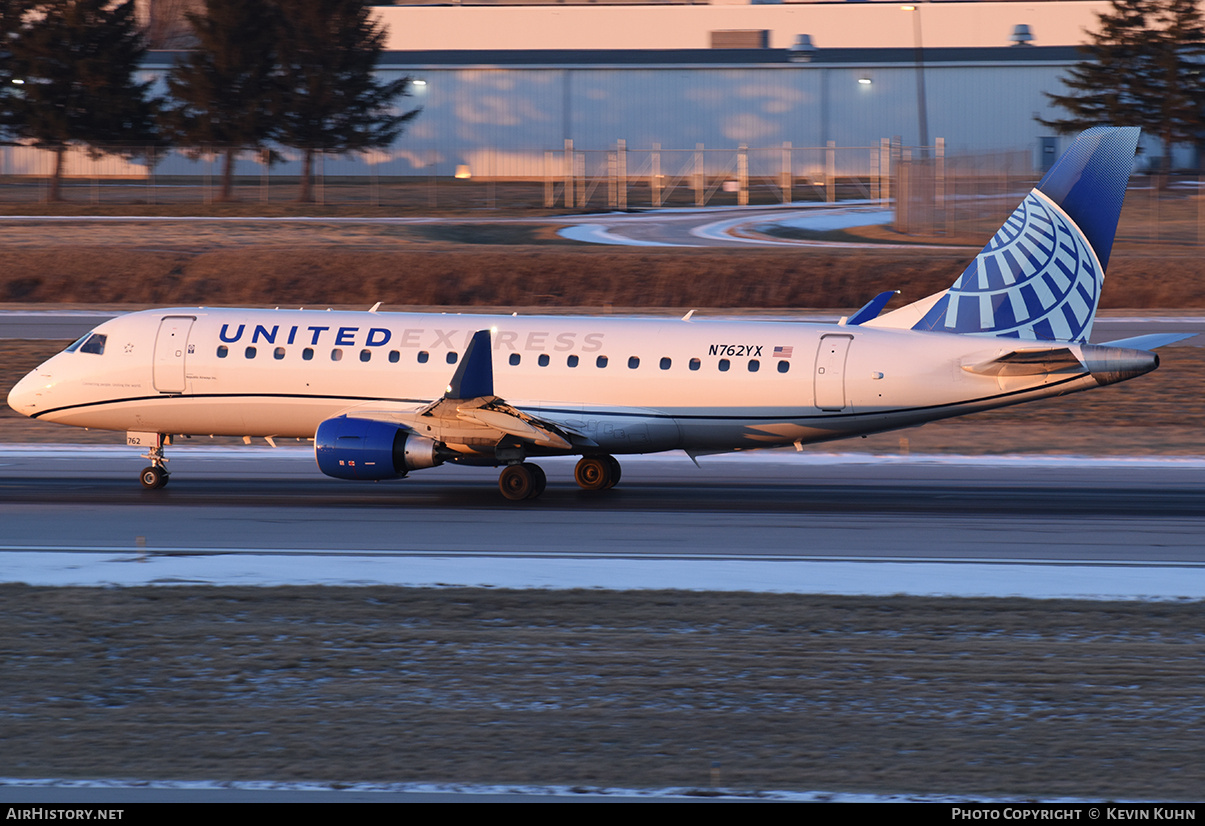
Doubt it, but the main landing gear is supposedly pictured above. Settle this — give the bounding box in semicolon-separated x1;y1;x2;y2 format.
574;454;621;491
498;462;547;501
138;435;170;489
495;454;622;501
494;453;621;499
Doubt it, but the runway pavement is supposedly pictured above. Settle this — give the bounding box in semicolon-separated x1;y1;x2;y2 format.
3;449;1203;598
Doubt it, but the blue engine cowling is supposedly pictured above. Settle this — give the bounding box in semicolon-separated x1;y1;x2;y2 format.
315;416;441;481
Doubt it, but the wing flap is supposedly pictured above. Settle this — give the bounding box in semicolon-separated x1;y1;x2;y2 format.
457;405;573;450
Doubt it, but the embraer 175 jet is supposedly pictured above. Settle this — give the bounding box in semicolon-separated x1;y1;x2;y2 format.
7;127;1184;500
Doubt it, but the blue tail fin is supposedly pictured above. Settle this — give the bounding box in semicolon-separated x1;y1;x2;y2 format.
911;126;1138;343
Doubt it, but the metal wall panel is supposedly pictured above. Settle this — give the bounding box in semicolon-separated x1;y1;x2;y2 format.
13;60;1173;181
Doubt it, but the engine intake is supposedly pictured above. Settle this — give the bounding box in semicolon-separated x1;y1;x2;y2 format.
315;416;442;480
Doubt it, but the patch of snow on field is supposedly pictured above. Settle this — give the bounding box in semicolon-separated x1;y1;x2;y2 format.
3;549;1204;601
0;776;1132;803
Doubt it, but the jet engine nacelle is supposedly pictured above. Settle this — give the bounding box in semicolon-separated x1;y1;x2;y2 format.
315;416;442;481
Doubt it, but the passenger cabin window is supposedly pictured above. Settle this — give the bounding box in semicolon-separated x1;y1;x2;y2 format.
447;352;458;365
360;349;371;363
217;345;228;358
418;351;429;364
567;355;579;368
509;353;521;366
538;354;550;367
331;349;343;362
79;334;106;355
303;348;314;361
596;355;608;368
659;357;671;370
777;361;790;374
748;359;760;372
388;351;400;364
274;347;286;360
245;346;256;359
628;356;640;369
718;359;730;372
689;358;700;371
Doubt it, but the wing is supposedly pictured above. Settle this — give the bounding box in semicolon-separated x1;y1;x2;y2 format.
341;329;595;455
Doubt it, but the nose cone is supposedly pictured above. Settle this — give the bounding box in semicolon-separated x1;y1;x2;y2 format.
7;368;47;417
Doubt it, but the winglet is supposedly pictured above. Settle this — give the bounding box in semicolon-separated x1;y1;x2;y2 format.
847;290;900;326
445;329;493;399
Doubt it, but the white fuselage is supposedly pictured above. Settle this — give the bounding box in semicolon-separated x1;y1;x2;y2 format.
9;307;1107;457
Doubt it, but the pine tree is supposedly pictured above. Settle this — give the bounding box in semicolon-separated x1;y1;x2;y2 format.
1141;0;1205;171
160;0;281;202
0;1;35;144
1040;0;1205;172
6;0;159;200
272;0;419;203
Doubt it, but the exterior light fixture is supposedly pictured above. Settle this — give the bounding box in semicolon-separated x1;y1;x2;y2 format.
788;34;817;63
1010;24;1034;46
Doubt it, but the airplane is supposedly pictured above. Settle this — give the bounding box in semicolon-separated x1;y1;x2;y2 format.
6;126;1189;500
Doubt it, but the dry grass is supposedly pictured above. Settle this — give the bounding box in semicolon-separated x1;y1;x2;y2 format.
2;585;1203;798
2;214;1205;308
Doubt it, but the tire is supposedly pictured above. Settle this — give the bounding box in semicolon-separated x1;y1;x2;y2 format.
499;464;535;501
140;466;167;490
574;456;611;491
524;462;547;499
604;455;622;488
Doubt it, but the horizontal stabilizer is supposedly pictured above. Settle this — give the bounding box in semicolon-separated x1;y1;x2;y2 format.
1097;333;1196;351
962;347;1083;377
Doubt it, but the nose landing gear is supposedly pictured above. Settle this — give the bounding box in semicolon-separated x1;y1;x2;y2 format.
135;433;170;489
140;464;169;489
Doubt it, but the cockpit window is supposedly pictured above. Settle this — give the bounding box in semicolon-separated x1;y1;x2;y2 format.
77;333;106;355
64;334;89;353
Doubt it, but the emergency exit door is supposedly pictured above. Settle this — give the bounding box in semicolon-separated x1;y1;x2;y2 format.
814;334;852;411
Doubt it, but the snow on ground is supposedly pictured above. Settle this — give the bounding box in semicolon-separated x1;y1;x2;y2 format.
556;202;893;247
0;777;1126;803
6;548;1205;601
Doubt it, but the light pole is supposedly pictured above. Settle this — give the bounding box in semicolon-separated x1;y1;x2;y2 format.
901;4;930;156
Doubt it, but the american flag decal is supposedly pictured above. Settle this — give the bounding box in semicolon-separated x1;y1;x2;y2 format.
773;346;793;358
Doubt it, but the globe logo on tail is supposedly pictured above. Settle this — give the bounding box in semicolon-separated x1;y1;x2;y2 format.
916;190;1103;342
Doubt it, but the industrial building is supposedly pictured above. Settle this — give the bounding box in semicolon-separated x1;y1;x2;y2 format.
8;1;1192;181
